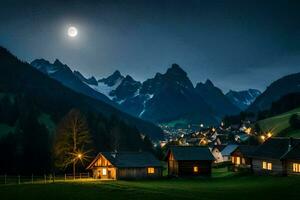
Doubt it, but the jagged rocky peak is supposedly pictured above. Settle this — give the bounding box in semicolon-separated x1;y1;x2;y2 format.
204;79;214;87
99;70;124;86
166;63;187;76
74;70;98;85
53;58;66;67
31;58;50;66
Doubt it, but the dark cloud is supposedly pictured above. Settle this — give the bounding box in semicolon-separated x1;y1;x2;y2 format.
1;0;300;92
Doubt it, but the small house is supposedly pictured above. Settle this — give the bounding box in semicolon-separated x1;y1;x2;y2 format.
251;137;300;176
211;145;226;163
281;141;300;175
230;145;257;171
87;152;162;180
166;146;215;177
221;144;238;162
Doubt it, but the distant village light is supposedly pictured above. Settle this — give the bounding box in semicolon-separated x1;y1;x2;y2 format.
77;153;82;159
260;135;265;141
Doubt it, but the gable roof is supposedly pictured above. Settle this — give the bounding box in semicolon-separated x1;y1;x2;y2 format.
167;146;215;161
282;143;300;160
221;145;238;156
87;152;162;169
251;137;300;160
232;145;258;157
212;145;227;152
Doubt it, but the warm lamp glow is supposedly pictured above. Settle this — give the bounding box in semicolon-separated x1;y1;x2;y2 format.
260;135;265;140
77;153;82;159
267;132;272;138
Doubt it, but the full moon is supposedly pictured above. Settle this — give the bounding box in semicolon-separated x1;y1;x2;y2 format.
68;26;78;37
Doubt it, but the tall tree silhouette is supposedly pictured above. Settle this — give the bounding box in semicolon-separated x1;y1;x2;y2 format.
53;109;92;177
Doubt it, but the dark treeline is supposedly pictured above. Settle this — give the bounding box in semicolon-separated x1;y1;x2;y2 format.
0;93;153;174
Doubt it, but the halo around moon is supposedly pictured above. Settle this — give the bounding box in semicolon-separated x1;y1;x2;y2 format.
68;26;78;37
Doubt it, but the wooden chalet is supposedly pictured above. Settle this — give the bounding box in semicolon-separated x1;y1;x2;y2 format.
250;137;300;176
281;141;300;175
230;145;257;171
166;146;215;177
87;152;162;180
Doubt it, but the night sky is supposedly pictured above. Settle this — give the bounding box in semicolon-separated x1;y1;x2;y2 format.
1;0;300;92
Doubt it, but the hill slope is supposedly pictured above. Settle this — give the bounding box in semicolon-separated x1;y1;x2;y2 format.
257;107;300;137
248;72;300;112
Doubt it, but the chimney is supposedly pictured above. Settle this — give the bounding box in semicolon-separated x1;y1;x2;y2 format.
288;137;293;152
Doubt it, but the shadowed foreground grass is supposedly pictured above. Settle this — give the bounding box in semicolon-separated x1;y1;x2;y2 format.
0;173;299;200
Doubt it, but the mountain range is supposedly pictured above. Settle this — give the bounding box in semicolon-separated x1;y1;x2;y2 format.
1;47;163;141
31;60;261;126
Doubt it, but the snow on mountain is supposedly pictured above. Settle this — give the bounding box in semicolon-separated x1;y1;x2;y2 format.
226;89;261;110
87;77;123;100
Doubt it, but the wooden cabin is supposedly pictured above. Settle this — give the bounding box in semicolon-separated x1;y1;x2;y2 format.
230;145;257;171
250;137;300;176
211;145;226;163
87;152;162;180
166;146;215;177
281;142;300;176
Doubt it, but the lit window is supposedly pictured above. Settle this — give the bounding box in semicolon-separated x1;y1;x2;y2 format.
193;166;198;173
262;161;267;169
102;168;107;175
236;157;240;165
147;167;155;174
231;156;235;163
267;163;272;170
293;163;300;173
262;161;272;170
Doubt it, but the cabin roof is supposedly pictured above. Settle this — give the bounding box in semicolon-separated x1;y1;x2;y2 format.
282;143;300;160
87;151;162;169
251;137;300;160
232;145;258;157
167;146;215;161
221;144;238;156
212;145;227;152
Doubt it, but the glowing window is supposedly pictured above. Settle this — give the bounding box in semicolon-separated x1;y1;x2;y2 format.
293;163;300;172
236;157;240;165
262;161;267;169
231;156;235;163
193;166;198;173
102;168;107;175
147;167;155;174
262;161;272;170
267;163;272;170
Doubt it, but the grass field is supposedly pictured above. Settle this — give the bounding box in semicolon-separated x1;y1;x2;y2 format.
258;107;300;137
1;169;299;200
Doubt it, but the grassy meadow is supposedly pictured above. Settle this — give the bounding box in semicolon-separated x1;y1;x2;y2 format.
0;168;299;200
258;107;300;137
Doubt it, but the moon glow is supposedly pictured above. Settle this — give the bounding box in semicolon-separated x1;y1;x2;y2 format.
68;26;78;37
